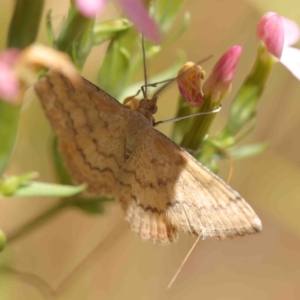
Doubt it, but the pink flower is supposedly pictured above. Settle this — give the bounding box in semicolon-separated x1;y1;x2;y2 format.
257;12;300;79
75;0;106;18
202;46;243;103
0;45;79;105
0;49;20;103
75;0;161;43
257;12;284;58
177;62;205;107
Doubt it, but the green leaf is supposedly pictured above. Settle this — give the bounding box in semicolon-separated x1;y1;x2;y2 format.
97;29;139;98
1;180;86;197
0;172;38;196
228;142;269;160
97;0;186;99
13;182;86;197
73;197;114;215
154;0;185;33
46;10;55;45
96;2;185;98
7;0;45;49
0;230;6;252
55;3;92;60
93;18;132;45
72;17;95;70
163;11;190;47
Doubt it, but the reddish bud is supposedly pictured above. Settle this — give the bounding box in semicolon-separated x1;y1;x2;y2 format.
177;62;205;107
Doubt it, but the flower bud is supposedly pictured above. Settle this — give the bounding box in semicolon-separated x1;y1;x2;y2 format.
202;46;242;103
177;62;205;107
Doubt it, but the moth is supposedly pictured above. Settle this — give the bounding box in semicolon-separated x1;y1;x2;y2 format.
35;70;262;244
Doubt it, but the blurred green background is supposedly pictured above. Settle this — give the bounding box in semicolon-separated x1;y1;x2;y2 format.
1;0;300;299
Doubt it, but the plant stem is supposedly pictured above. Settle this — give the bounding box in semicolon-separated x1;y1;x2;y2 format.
0;102;21;176
197;46;275;167
1;0;45;177
55;4;91;55
220;47;274;139
7;0;45;49
180;100;219;150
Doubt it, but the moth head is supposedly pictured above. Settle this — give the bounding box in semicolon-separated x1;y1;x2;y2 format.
137;98;158;124
139;98;157;113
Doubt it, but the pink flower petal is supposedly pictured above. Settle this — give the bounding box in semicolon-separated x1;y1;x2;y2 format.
280;46;300;80
0;49;20;67
75;0;106;18
0;49;20;101
0;63;19;101
257;12;284;59
281;17;300;46
117;0;161;43
213;46;242;82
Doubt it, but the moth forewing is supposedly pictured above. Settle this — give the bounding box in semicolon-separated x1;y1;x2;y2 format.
35;70;262;244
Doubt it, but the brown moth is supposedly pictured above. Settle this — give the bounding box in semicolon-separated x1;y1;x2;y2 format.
35;70;262;244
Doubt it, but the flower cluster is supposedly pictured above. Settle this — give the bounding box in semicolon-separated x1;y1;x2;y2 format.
177;12;300;107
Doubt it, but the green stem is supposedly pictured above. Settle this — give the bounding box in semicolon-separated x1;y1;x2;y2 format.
0;229;6;252
1;0;45;177
172;95;193;144
198;46;275;167
180;99;219;150
0;102;21;176
7;0;45;49
221;47;275;139
55;5;91;56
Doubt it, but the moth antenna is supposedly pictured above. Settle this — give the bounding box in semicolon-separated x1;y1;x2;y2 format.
167;236;201;289
141;35;148;99
154;105;221;126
